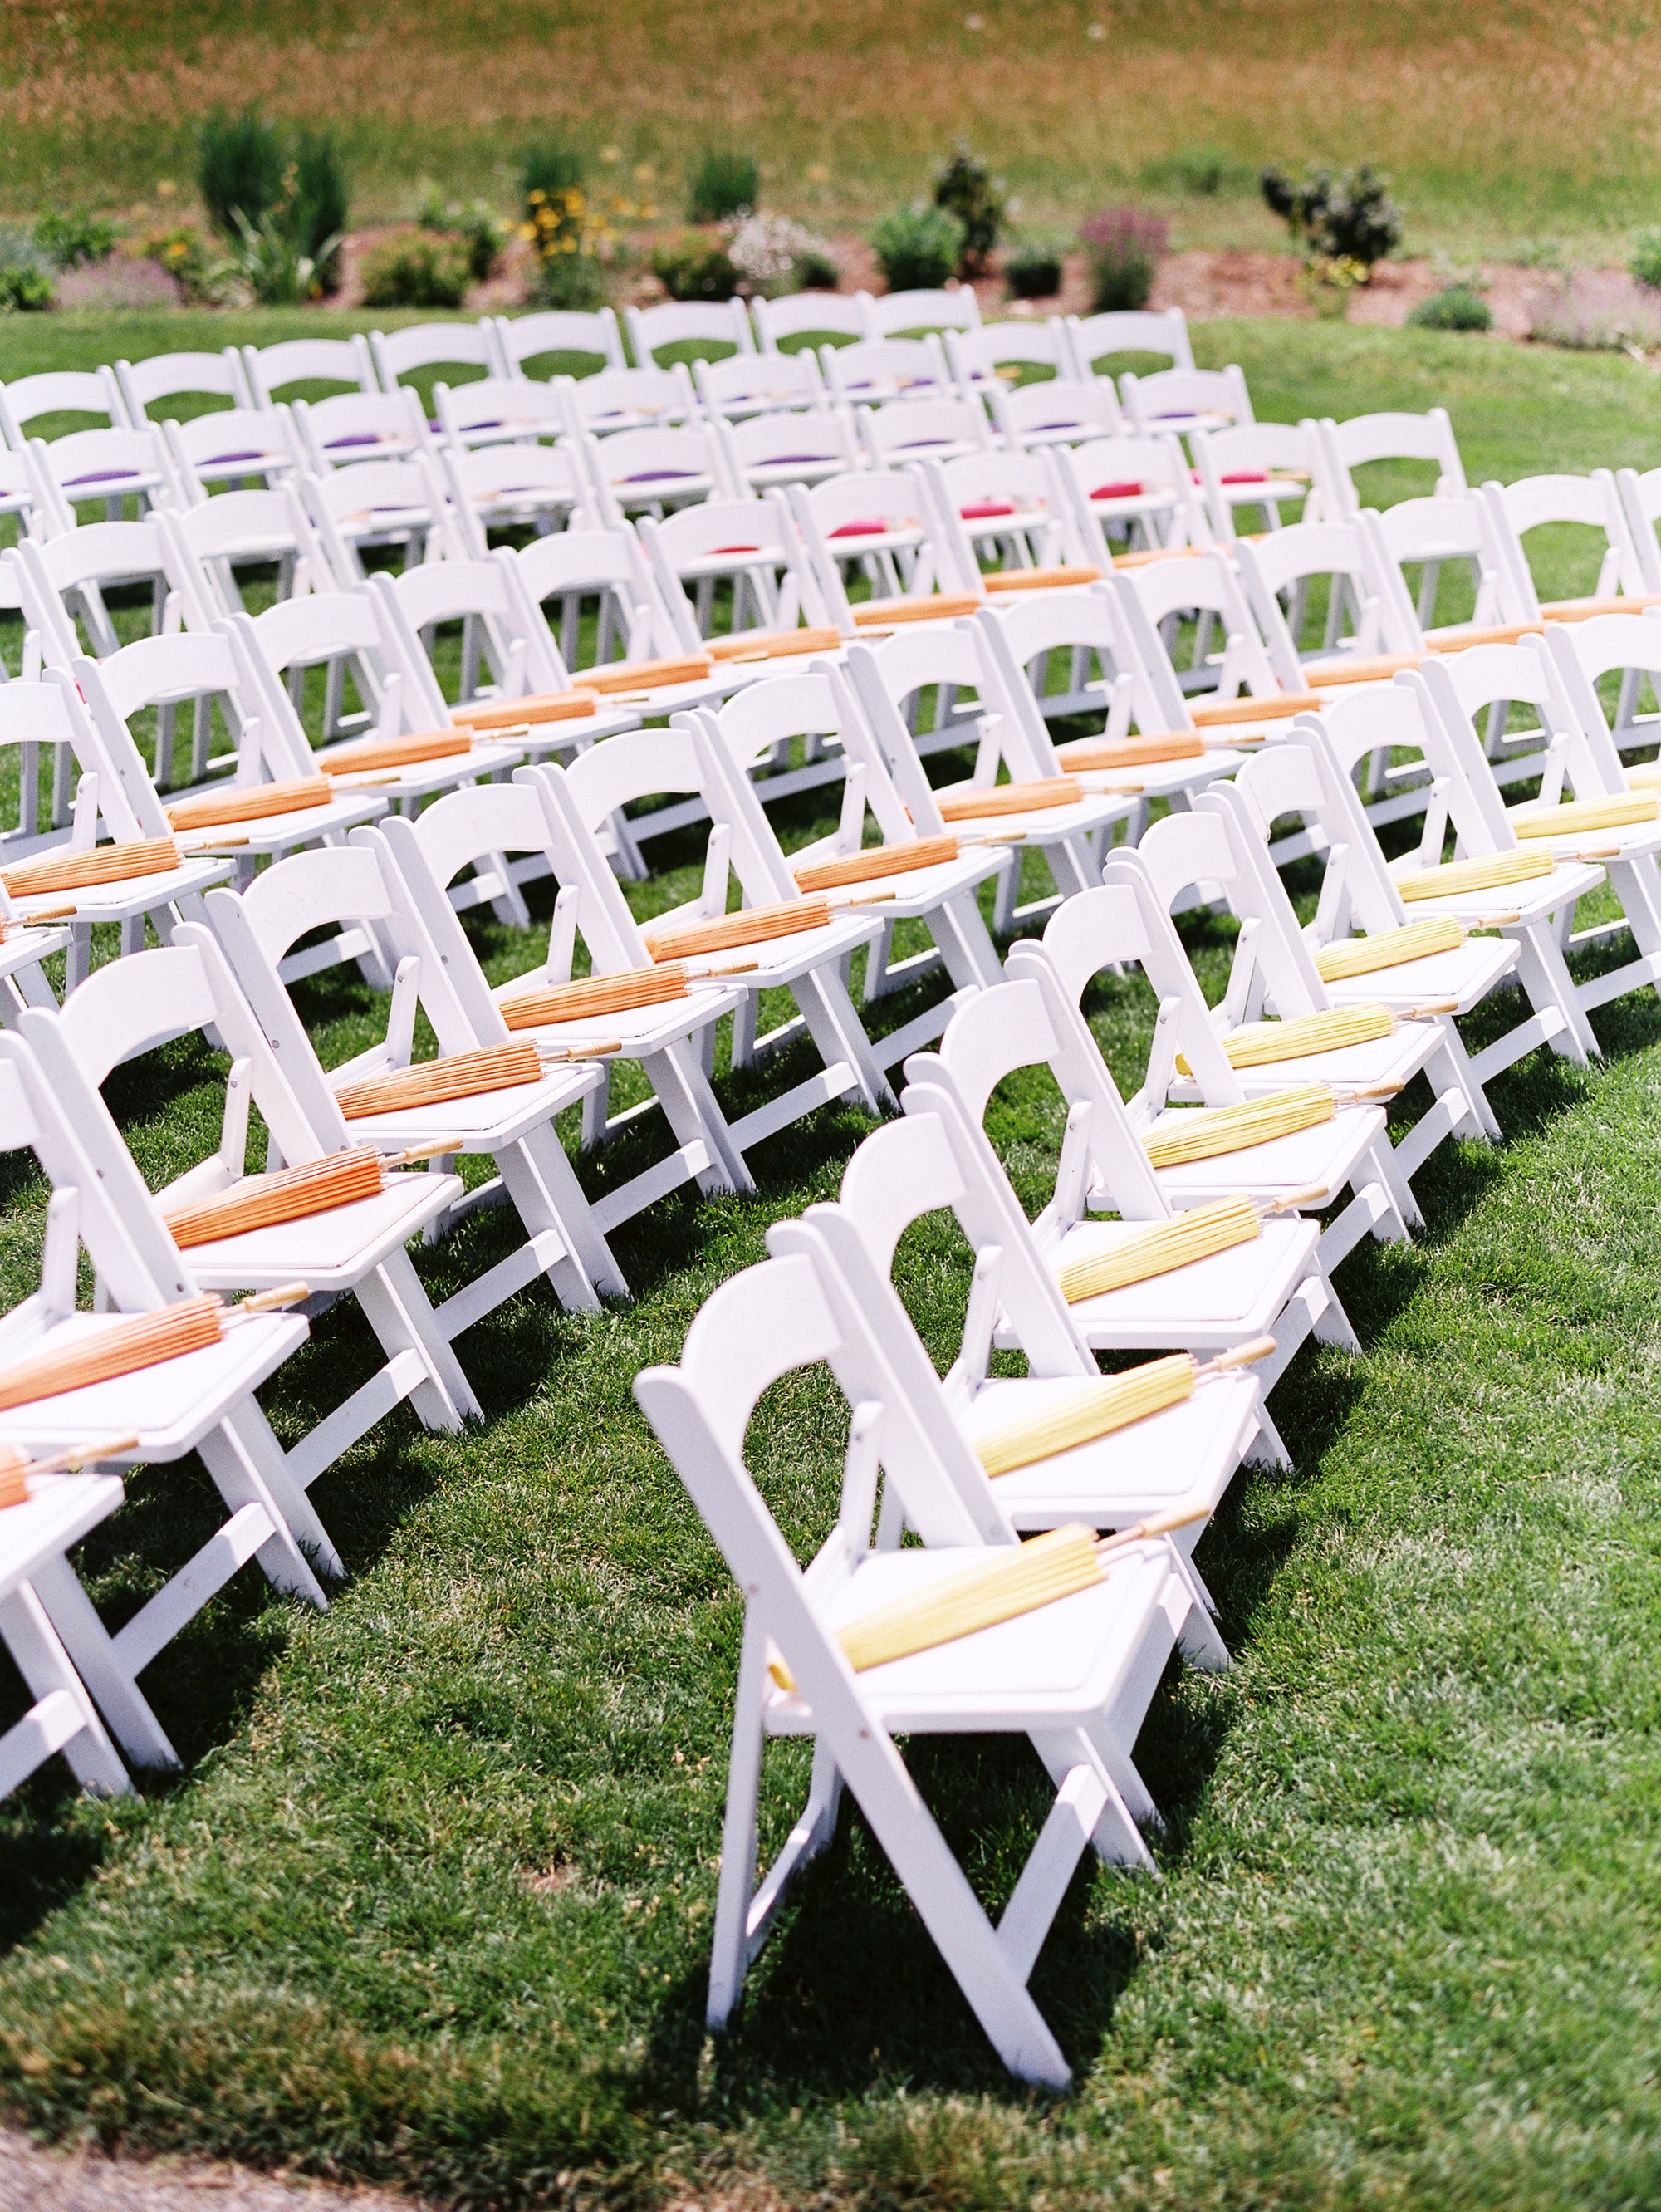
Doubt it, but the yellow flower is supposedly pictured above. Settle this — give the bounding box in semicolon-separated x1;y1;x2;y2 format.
528;189;546;205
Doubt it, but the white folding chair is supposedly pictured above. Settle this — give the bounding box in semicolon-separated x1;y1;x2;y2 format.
693;346;829;423
697;665;1007;1021
438;440;594;555
430;375;568;454
523;729;895;1116
492;307;626;377
777;1108;1279;1539
944;319;1071;400
1120;364;1253;444
369;319;497;400
1115;548;1281;712
1355;494;1512;649
1315;408;1468;522
857;395;992;472
1049;432;1208;561
580;423;732;520
625;299;755;367
986;376;1124;454
0;1023;336;1774
635;1247;1213;2085
502;525;689;684
158;485;328;624
289;386;432;475
0;367;129;453
160;405;300;497
789;465;971;628
115;346;253;425
1189;420;1318;539
1614;465;1661;595
716;405;861;495
301;452;459;587
1062;308;1194;381
555;362;699;438
12;517;187;672
204;842;625;1322
843;622;1128;933
861;287;982;338
0;1454;130;1800
637;492;826;645
360;784;756;1218
1232;522;1386;684
751;291;870;351
241;335;376;410
27;426;179;531
1482;472;1644;620
921;449;1089;583
821;335;950;411
0;674;80;974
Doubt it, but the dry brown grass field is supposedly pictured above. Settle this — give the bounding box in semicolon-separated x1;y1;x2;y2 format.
5;0;1661;247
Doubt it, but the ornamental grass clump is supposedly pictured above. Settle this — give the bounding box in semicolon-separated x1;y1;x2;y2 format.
1079;208;1167;311
870;202;963;292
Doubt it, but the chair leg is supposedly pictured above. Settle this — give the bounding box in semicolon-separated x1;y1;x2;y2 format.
708;1620;771;2028
355;1253;483;1430
1513;920;1600;1062
26;1554;179;1773
0;1582;131;1797
639;1038;755;1196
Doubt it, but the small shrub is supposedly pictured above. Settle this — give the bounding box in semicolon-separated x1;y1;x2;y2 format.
519;135;586;214
214;207;341;306
360;228;473;310
652;233;741;302
1153;143;1240;197
725;212;837;298
532;248;609;311
1261;163;1400;272
1004;235;1065;300
140;222;215;302
34;208;117;269
796;243;840;291
421;183;510;282
870;202;963;293
933;146;1006;276
1527;267;1661;353
688;147;759;225
0;228;54;312
1409;282;1492;332
199;107;286;237
1630;229;1661;292
1078;207;1167;311
288;129;350;293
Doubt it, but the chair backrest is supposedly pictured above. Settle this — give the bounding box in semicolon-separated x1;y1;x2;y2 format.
28;426;178;521
1230;720;1409;937
370;320;497;395
1318;407;1467;518
751;291;870;351
625;299;755;366
0;670;145;844
697;662;914;867
1232;522;1384;684
1482;470;1641;616
228;591;395;776
718;407;859;485
1614;465;1661;592
820;335;949;409
439;442;593;559
431;376;567;449
943;319;1068;391
242;336;376;408
367;557;528;726
1062;307;1194;379
1188;419;1319;540
1049;432;1206;558
1538;612;1661;794
159;487;328;623
637;491;824;648
492;307;625;375
556;362;698;436
1115;549;1279;700
1401;649;1556;850
693;347;827;419
161;406;297;498
842;626;992;829
857;395;992;469
968;591;1127;774
788;463;965;623
504;525;677;669
1357;494;1511;642
289;387;431;475
301;450;455;585
0;367;127;449
580;422;731;517
863;287;982;338
115;347;252;424
986;375;1123;449
13;522;184;666
1120;364;1252;437
928;446;1079;561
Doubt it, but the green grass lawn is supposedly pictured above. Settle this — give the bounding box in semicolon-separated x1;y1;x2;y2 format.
2;318;1661;2210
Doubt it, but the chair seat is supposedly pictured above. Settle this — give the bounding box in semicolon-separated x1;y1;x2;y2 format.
0;1472;125;1606
489;983;745;1057
316;736;527;801
955;1370;1261;1532
1066;749;1247;799
9;859;234;927
171;792;389;859
1047;1214;1320;1341
764;1534;1180;1734
328;1062;603;1153
1317;936;1520;1012
0;1315;307;1459
930;781;1136;844
1384;859;1603;923
1127;1102;1389;1206
176;1171;463;1291
786;848;1009;915
1502;812;1661;861
1165;1019;1443;1102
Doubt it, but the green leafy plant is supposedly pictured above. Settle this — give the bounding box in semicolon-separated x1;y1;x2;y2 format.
33;208;116;269
522;180;618;309
215;206;341;306
198;107;287;238
358;227;472;310
687;147;758;225
796;243;840;291
651;232;741;302
287;129;350;293
518;134;586;214
1078;207;1167;311
1409;282;1492;331
933;146;1006;276
1261;163;1401;274
0;227;54;311
870;202;963;292
140;221;216;302
1629;229;1661;292
532;246;610;311
420;183;509;283
1004;234;1065;300
1167;142;1235;196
